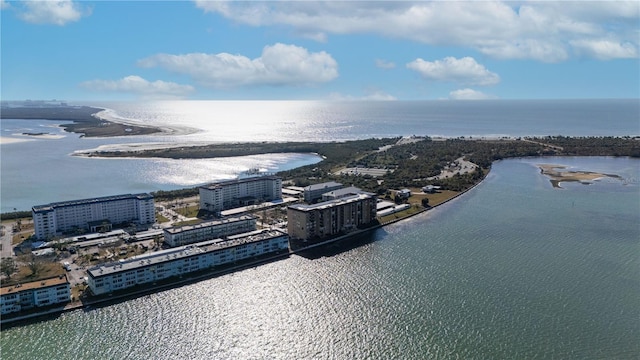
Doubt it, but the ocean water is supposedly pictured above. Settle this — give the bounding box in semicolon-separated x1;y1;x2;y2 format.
0;118;321;213
1;157;638;359
1;99;638;212
88;99;640;141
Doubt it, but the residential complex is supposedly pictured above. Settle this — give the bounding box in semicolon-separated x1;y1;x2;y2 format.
321;186;375;202
163;215;257;247
199;176;282;213
32;193;156;240
303;181;343;203
87;229;289;296
1;275;71;315
287;193;378;242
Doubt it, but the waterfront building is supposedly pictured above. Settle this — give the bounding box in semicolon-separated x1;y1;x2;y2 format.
287;193;377;242
0;275;71;315
377;203;411;217
303;181;343;203
87;229;289;296
321;186;374;202
163;215;257;247
199;176;282;213
32;193;155;240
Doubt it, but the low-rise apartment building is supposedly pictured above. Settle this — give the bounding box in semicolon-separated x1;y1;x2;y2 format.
0;275;71;315
163;215;257;247
87;229;289;296
303;181;343;203
321;186;374;202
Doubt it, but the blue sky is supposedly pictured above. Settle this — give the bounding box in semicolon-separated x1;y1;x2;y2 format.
1;1;639;101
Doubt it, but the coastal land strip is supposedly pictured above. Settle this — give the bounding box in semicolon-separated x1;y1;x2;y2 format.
0;105;163;137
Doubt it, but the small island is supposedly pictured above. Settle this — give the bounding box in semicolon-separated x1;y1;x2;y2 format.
538;164;622;188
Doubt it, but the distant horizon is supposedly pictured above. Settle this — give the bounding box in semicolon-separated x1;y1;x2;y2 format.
2;97;639;104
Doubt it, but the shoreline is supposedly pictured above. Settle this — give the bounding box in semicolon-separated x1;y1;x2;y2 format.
0;105;165;137
2;155;637;326
0;169;487;327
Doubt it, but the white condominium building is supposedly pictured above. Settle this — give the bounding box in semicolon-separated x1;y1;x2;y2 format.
32;193;156;240
163;215;257;247
0;275;71;315
199;176;282;213
87;229;289;296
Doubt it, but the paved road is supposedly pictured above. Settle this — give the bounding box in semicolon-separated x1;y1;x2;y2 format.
0;222;15;258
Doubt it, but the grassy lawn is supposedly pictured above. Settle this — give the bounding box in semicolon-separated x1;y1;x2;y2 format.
425;190;460;206
12;233;27;246
378;204;425;223
2;261;66;286
377;189;462;223
398;187;461;207
156;213;170;223
174;205;200;218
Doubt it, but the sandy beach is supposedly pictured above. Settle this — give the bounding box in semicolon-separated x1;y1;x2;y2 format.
72;141;221;157
92;109;198;137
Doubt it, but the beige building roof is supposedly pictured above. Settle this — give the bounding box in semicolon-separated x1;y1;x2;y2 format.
1;274;69;295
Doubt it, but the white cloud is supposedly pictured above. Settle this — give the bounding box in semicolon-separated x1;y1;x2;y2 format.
1;1;10;10
570;39;638;60
80;76;194;98
18;0;88;26
194;1;639;62
449;88;497;100
407;57;500;86
138;43;338;87
375;59;396;69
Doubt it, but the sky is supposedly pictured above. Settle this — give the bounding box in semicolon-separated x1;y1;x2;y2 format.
1;0;639;101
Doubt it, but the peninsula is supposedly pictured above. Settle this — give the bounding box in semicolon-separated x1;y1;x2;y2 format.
0;105;163;137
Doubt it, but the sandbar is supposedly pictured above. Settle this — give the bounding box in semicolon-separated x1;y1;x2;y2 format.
0;136;31;144
538;164;621;188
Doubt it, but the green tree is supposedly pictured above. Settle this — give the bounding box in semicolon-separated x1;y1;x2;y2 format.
27;255;44;277
1;257;17;279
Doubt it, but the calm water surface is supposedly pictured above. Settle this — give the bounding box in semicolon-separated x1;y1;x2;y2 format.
2;157;638;359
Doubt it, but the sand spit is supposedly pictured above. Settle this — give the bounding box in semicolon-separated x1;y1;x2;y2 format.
93;109;199;137
72;141;221;157
0;133;66;144
0;136;32;144
538;164;621;188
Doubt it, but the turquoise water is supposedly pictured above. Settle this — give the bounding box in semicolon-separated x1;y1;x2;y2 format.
2;157;638;359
